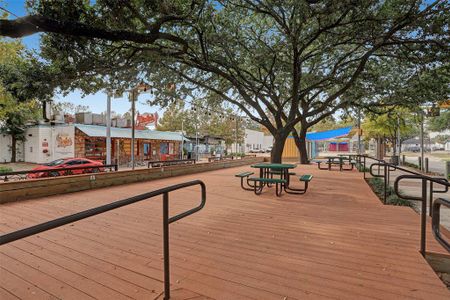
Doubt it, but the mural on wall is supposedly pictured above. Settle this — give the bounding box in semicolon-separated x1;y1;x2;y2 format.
56;133;73;148
53;126;75;157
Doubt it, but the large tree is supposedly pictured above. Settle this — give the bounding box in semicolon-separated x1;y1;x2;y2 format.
1;1;448;163
0;38;41;162
362;108;420;156
157;100;246;146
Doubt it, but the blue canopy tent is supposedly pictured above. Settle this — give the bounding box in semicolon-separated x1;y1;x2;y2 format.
305;126;352;158
306;126;352;141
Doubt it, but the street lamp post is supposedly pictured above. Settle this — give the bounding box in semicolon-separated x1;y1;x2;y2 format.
106;92;112;165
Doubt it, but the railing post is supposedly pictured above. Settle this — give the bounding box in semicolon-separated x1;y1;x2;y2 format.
425;158;429;173
428;181;433;217
383;164;388;204
420;179;427;257
363;156;366;179
418;157;422;170
163;192;170;300
402;155;405;165
445;161;450;180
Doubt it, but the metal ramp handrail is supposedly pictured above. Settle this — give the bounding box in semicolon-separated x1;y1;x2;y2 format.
356;154;449;256
0;180;206;300
432;198;450;252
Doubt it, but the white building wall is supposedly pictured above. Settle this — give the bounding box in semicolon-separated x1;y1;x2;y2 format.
24;125;75;163
0;134;24;163
244;129;264;152
262;135;273;149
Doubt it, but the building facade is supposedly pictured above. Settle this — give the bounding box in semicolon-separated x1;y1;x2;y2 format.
1;124;186;164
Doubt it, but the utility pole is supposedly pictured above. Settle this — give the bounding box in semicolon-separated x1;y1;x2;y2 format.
357;108;361;155
420;111;424;171
131;89;136;170
180;119;184;160
106;92;112;165
235;117;238;153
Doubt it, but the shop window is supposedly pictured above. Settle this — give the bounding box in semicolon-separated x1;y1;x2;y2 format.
144;143;151;156
160;142;169;154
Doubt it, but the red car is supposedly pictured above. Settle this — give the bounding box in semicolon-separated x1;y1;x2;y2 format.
27;158;104;179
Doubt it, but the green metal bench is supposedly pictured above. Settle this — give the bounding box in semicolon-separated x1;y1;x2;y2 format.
235;171;255;191
248;177;287;196
284;174;313;194
299;174;313;182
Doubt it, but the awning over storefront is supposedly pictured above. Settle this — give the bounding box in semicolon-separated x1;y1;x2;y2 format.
305;126;352;141
75;124;189;142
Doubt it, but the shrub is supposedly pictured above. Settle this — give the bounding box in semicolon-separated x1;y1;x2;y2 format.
0;166;13;174
366;178;412;207
357;165;369;172
386;195;413;207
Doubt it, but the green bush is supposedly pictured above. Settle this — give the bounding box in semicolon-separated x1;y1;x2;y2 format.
0;166;13;174
357;165;369;172
386;195;413;207
367;178;412;207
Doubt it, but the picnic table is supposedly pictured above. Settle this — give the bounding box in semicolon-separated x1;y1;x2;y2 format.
316;156;355;171
235;163;313;196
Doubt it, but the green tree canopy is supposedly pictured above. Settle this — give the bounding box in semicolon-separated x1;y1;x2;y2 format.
2;1;448;163
427;110;450;132
0;38;41;162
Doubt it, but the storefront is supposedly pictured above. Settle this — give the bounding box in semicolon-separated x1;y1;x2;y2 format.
19;124;186;164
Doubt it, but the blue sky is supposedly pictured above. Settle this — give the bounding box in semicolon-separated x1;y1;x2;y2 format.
2;0;161;116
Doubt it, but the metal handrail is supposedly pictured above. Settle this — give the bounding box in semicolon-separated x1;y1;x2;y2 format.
0;180;206;300
357;155;450;256
432;198;450;252
1;164;118;182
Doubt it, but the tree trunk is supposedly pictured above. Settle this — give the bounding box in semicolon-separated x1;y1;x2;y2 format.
11;134;16;163
292;128;309;164
270;132;289;163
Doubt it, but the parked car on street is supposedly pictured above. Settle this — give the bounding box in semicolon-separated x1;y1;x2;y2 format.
249;149;263;153
27;158;104;178
265;146;273;153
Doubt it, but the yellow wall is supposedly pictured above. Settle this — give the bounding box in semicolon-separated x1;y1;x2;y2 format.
282;138;299;159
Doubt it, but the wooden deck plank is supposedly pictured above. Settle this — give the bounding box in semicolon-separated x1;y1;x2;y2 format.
1;208;445;298
0;164;448;299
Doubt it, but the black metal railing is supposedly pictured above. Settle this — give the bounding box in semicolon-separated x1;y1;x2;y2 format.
394;174;449;256
147;159;196;168
0;180;206;300
0;164;118;182
432;198;450;252
358;154;449;256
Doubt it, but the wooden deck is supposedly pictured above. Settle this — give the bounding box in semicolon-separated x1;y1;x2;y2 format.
0;164;448;299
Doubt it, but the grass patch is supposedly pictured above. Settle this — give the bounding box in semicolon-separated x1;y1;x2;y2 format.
403;161;420;169
366;177;413;207
0;166;13;174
